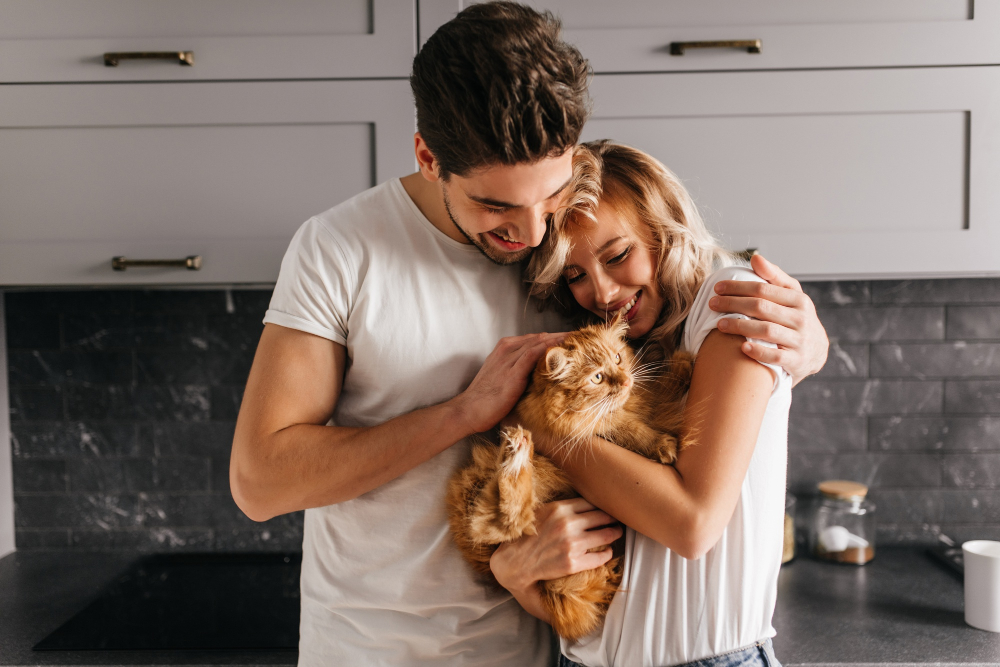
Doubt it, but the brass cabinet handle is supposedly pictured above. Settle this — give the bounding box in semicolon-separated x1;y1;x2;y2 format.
670;40;761;56
112;255;202;271
104;51;194;67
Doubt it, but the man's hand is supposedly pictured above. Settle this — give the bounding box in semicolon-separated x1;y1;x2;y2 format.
710;254;828;386
452;332;567;435
490;498;621;596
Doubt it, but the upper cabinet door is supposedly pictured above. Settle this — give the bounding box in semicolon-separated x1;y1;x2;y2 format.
583;67;1000;280
420;0;1000;71
0;0;416;82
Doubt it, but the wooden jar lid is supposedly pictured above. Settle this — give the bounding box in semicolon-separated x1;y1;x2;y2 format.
818;479;869;500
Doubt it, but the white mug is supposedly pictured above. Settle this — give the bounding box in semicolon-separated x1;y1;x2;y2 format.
964;540;1000;632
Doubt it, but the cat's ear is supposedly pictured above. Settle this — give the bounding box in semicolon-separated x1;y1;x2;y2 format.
544;347;570;379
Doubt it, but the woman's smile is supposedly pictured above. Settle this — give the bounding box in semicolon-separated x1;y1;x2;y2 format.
562;202;664;338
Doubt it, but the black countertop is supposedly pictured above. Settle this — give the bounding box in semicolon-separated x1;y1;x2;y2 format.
1;547;997;666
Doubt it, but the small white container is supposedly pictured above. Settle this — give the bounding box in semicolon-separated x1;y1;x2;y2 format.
964;540;1000;632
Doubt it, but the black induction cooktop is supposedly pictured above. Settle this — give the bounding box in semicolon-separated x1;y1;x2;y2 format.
34;552;301;651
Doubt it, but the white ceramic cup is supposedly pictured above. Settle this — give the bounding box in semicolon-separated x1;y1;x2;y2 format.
964;540;1000;632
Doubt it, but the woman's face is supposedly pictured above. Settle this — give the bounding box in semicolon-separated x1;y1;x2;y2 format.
562;201;664;339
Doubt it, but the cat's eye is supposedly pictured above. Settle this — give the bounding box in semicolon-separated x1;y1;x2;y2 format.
592;373;603;384
615;353;621;364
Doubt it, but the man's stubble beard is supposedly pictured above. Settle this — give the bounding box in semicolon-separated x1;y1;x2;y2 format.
441;188;534;266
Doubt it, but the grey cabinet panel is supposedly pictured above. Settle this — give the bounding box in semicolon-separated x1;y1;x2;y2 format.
0;0;416;82
421;0;1000;71
584;67;1000;279
0;80;416;285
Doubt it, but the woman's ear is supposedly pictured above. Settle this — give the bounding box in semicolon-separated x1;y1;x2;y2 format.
545;347;569;378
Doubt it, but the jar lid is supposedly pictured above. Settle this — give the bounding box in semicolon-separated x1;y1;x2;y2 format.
818;480;869;500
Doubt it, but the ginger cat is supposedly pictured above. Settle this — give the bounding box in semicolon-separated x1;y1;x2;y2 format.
447;315;694;640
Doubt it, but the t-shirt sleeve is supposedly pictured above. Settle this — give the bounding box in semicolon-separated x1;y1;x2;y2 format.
681;266;787;385
263;217;355;346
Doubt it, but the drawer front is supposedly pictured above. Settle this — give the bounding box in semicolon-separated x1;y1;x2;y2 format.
421;0;1000;71
583;67;1000;279
0;0;416;82
0;80;416;285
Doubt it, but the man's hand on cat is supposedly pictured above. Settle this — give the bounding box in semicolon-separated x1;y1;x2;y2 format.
452;332;568;436
490;498;622;592
710;254;829;386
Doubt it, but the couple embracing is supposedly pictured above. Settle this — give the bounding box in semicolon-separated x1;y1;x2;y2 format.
229;3;829;666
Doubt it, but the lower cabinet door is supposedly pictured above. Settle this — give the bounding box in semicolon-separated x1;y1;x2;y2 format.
0;80;415;286
584;66;1000;279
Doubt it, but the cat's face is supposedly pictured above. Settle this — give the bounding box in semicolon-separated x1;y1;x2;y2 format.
540;315;636;412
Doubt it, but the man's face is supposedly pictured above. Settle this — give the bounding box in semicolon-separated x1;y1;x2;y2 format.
439;151;575;265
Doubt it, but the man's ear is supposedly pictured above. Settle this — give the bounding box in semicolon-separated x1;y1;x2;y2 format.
545;347;569;378
414;132;442;183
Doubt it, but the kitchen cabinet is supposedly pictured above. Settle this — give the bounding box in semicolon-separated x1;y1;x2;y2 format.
0;80;416;286
421;1;1000;278
0;0;416;81
421;0;1000;71
584;67;1000;279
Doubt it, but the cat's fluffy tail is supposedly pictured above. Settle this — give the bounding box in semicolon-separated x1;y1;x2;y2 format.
540;558;622;641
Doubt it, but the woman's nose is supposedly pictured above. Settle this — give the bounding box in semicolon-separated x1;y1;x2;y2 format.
594;273;618;310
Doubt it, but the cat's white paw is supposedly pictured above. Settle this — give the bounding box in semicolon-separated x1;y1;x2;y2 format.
500;426;533;475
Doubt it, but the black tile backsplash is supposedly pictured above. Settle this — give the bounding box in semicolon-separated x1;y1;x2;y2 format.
5;278;1000;551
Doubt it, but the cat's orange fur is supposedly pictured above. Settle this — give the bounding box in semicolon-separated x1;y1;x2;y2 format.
446;315;694;640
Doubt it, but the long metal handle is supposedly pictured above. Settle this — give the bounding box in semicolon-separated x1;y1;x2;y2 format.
112;256;202;271
670;40;761;56
104;51;194;67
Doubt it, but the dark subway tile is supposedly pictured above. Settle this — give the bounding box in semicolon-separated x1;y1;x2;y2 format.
947;306;1000;340
154;422;235;458
876;524;945;546
792;379;942;415
205;310;265;353
941;489;1000;522
945;381;1000;414
132;310;208;349
787;452;941;493
801;281;871;306
871;342;1000;378
789;415;866;452
817;307;944;342
869;489;944;524
872;278;1000;304
213;527;304;552
943;454;1000;488
8;350;132;386
8;384;63;421
10;421;146;459
228;289;273;316
816;343;868;378
65;384;136;420
15;529;71;549
135;350;216;384
69;528;213;551
210;385;244;421
4;309;61;350
14;493;139;529
210;458;231;494
123;459;211;492
12;460;68;493
6;290;132;315
944;524;1000;543
133;385;210;422
870;416;1000;451
62;313;136;350
133;290;223;314
67;459;127;493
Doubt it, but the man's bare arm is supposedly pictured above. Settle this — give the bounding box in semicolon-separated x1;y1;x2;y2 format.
230;323;563;522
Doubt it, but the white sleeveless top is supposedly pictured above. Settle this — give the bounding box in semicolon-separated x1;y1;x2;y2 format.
562;266;792;667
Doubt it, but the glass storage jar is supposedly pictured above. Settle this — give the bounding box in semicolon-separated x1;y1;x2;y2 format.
809;480;876;564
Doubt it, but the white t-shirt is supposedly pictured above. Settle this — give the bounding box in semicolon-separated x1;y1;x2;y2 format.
562;266;792;667
263;179;564;666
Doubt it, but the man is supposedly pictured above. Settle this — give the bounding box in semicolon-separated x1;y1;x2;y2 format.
230;3;828;665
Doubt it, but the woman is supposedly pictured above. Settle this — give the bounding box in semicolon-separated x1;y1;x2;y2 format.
490;140;790;667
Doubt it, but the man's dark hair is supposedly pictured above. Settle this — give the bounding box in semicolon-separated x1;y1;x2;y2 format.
410;1;590;179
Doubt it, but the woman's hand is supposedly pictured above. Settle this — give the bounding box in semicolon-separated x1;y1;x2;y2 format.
711;253;828;386
490;498;622;623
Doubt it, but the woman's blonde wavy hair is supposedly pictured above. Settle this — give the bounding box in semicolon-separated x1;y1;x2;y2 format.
527;140;733;351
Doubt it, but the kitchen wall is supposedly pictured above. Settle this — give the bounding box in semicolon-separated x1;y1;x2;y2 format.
4;277;1000;551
